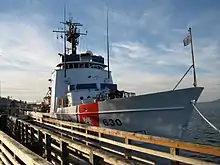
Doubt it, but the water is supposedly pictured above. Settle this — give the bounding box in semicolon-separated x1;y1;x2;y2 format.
182;101;220;164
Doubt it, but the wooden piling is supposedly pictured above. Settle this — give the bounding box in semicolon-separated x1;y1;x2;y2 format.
60;141;69;165
89;150;104;165
38;130;43;156
124;138;131;159
45;134;52;161
170;147;180;165
25;124;28;144
30;127;34;146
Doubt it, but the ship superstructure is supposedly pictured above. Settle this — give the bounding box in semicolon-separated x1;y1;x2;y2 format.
49;18;134;113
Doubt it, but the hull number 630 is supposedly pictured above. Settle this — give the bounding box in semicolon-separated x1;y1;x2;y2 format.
102;119;122;126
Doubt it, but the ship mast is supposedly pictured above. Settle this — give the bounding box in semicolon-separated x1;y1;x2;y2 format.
106;9;110;79
63;6;67;77
64;20;87;54
53;13;87;77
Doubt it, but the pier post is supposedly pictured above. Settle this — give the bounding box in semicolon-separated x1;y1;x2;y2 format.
16;121;21;141
170;147;179;165
45;134;52;161
98;132;102;148
125;138;131;159
21;123;25;144
89;150;104;165
25;124;28;144
71;127;74;140
12;118;16;133
38;130;43;156
60;141;69;165
85;129;88;145
30;127;34;146
14;119;18;137
0;115;7;132
39;117;43;123
18;121;21;141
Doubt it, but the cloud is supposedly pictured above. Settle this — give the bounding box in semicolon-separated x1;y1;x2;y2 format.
83;0;173;43
110;39;220;102
0;12;58;101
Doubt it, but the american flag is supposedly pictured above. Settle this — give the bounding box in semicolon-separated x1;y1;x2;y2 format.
183;34;192;46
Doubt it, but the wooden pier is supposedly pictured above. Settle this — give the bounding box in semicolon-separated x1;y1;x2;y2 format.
0;114;219;165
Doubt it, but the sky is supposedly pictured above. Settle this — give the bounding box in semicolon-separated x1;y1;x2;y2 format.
0;0;220;102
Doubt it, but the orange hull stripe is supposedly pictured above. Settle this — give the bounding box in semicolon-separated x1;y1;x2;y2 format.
78;102;99;126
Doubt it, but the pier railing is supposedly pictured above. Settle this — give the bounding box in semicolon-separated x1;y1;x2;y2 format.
34;115;220;165
0;130;52;165
5;115;220;165
6;116;142;165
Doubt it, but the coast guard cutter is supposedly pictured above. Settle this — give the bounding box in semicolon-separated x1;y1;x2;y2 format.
31;16;203;140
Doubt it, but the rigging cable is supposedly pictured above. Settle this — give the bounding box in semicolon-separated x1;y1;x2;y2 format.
191;101;220;133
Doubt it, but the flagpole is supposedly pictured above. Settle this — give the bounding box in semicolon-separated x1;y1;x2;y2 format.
189;27;197;87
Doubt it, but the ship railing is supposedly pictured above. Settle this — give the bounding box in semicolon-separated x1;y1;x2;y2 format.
56;91;136;107
123;91;136;97
98;90;136;101
30;116;220;165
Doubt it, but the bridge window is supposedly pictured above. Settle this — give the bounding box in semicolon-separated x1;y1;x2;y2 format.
76;83;97;90
80;64;84;68
69;83;97;90
69;64;73;69
100;83;117;90
69;85;75;90
92;56;104;64
90;65;103;70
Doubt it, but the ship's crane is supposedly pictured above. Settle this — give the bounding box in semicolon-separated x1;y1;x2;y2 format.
40;87;51;113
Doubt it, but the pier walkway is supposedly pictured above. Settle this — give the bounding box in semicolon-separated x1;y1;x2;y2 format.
0;114;219;165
